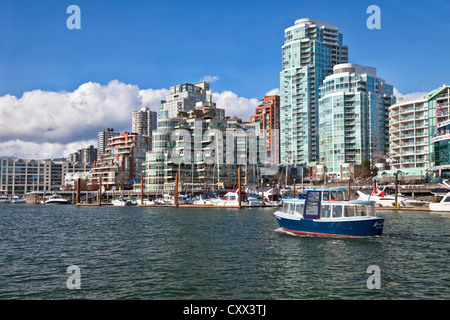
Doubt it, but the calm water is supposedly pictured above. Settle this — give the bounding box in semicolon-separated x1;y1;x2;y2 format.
0;204;449;300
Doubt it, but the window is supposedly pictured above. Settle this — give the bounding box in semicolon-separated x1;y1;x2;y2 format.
321;205;331;218
332;205;342;218
343;205;355;217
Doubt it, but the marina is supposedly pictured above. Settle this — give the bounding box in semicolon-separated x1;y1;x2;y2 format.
0;203;448;300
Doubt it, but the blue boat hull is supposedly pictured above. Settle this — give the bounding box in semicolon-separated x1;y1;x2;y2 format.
275;212;384;237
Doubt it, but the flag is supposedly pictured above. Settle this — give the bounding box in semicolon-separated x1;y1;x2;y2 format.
371;187;385;197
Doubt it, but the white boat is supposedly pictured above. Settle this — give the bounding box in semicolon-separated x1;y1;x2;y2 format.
247;195;262;207
12;196;26;204
429;192;450;212
111;197;132;206
45;195;70;205
356;188;428;207
212;189;249;207
193;193;218;205
0;194;11;204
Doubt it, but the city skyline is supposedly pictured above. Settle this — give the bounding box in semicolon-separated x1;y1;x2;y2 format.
0;0;449;159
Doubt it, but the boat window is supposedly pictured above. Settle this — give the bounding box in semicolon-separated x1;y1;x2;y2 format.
332;205;342;218
322;192;329;201
356;205;367;217
343;205;355;217
329;191;336;200
337;192;344;201
321;205;331;218
444;197;450;203
295;203;304;216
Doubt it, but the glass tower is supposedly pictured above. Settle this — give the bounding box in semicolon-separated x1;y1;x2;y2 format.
318;63;395;178
280;18;348;166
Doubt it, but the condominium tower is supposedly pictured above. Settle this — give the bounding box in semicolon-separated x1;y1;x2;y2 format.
250;95;281;164
318;63;395;179
132;107;157;137
389;84;450;176
280;18;348;166
160;81;212;118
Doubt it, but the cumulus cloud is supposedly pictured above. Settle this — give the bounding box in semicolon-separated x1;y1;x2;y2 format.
200;75;220;83
393;88;427;102
0;80;168;159
212;91;259;121
265;88;280;96
0;139;97;160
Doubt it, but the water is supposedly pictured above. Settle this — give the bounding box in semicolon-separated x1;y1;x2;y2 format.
0;204;449;300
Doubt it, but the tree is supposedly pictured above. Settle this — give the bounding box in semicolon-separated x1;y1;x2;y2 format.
204;109;216;119
177;111;189;119
191;109;204;119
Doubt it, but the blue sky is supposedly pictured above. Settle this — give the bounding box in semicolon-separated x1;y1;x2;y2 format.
1;0;449;98
0;0;449;158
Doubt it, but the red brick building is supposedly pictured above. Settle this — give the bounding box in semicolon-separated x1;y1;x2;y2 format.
250;95;280;164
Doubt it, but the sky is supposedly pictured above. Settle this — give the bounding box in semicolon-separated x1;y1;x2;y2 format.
0;0;449;159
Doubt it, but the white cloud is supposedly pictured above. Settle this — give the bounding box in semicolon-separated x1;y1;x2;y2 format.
0;80;262;159
265;88;280;96
393;88;427;102
200;75;220;83
0;80;168;159
212;91;259;121
0;139;97;160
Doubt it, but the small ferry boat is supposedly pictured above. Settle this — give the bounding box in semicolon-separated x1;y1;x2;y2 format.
274;188;384;237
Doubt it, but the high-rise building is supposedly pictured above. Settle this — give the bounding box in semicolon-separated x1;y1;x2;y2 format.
97;128;115;157
69;145;97;165
250;95;281;164
318;63;395;180
389;84;450;177
91;132;149;190
132;107;157;137
280;18;348;166
143;117;266;193
160;81;212;118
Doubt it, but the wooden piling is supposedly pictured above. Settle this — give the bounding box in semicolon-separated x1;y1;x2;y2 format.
98;177;102;206
76;178;81;205
238;167;241;209
140;175;144;205
174;173;179;207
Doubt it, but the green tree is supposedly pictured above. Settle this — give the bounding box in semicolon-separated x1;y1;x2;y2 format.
191;109;204;119
204;109;216;119
177;111;189;119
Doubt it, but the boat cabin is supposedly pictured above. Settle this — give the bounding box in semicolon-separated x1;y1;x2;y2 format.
282;200;376;219
303;188;347;201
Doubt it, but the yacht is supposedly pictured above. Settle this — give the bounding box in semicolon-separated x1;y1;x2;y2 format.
356;188;428;207
111;197;132;206
429;192;450;212
0;194;11;204
12;196;26;204
45;195;70;205
212;189;249;207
